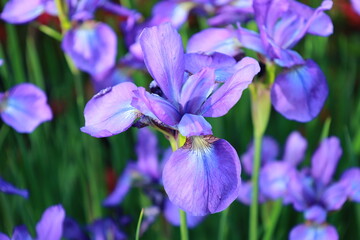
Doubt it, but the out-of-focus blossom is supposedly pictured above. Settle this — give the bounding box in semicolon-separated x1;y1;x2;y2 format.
238;131;307;204
189;0;333;122
0;205;65;240
82;23;260;216
91;64;132;93
0;0;56;24
0;177;28;198
287;137;358;240
0;83;52;133
103;128;203;232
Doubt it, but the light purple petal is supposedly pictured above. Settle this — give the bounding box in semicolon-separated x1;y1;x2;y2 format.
163;198;204;228
180;68;216;113
139;23;184;103
187;28;241;56
352;0;360;15
341;168;360;202
311;137;342;186
12;226;32;240
304;205;327;224
271;60;328;122
178;114;213;137
0;83;52;133
36;205;65;240
283;131;307;166
200;57;260;117
0;233;9;240
62;22;117;76
91;65;132;93
241;136;279;175
290;224;338;240
0;0;44;24
81;82;141;138
103;163;136;206
237;181;266;205
321;181;348;211
163;137;241;216
151;1;194;29
184;53;236;82
0;177;28;198
136;128;160;179
131;87;181;126
260;161;293;200
236;27;266;55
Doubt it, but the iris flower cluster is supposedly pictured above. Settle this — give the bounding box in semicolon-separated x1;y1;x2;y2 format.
239;132;360;240
81;22;260;216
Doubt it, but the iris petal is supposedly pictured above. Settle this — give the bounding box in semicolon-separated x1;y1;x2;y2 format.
36;205;65;240
271;60;328;122
0;177;28;198
0;0;44;24
0;83;52;133
62;22;117;76
178;114;213;137
290;224;338;240
283;131;307;166
81;82;140;138
163;136;241;216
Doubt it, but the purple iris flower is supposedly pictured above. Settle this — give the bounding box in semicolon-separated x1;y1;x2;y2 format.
103;128;203;231
81;23;260;216
0;177;28;198
238;131;307;204
0;0;56;24
287;137;359;240
0;205;65;240
0;83;52;133
189;0;333;122
62;1;140;76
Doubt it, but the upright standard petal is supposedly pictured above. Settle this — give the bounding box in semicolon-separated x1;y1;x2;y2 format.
36;205;65;240
131;87;181;126
290;224;338;240
163;136;241;216
271;60;328;122
187;28;241;56
341;168;360;202
200;57;260;117
0;178;28;198
180;68;216;114
136;128;160;179
62;22;117;76
1;0;44;24
163;198;203;228
0;83;52;133
178;114;213;137
139;23;184;103
283;131;307;166
81;82;141;138
311;137;342;186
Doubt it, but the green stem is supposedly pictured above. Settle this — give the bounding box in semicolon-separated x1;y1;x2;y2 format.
218;207;229;240
262;200;282;240
135;208;144;240
36;24;63;41
249;134;263;240
180;209;189;240
54;0;71;31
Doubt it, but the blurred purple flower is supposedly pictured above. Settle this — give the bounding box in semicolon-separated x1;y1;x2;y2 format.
0;83;52;133
287;137;358;239
238;131;307;204
0;0;56;24
351;0;360;15
0;177;28;198
0;205;65;240
82;23;260;216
